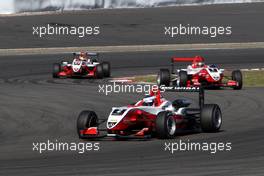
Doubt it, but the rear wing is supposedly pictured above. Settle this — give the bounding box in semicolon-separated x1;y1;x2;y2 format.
73;52;99;56
87;52;99;56
160;86;204;109
170;56;205;74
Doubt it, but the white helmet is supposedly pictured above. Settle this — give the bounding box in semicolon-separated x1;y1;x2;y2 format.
143;95;155;106
197;62;204;67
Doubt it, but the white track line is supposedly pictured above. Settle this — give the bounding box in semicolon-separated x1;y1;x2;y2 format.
241;68;264;71
0;42;264;56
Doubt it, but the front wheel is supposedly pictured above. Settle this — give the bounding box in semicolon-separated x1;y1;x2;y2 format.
179;71;188;87
77;110;98;138
232;70;243;90
156;111;176;139
53;63;61;78
102;62;111;77
157;69;170;86
201;104;222;132
95;64;104;79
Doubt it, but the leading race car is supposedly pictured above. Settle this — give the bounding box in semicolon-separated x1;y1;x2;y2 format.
53;52;110;79
157;56;243;90
77;87;222;140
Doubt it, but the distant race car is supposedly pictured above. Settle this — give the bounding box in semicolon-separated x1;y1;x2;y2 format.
157;56;243;90
53;52;110;78
77;87;222;140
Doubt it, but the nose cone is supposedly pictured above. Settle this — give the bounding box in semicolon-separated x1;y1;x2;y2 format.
73;67;80;72
213;75;220;81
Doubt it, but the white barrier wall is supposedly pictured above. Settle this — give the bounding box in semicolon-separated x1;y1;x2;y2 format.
0;0;262;14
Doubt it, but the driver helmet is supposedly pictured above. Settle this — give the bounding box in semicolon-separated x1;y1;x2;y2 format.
197;62;205;67
142;95;155;106
79;52;87;61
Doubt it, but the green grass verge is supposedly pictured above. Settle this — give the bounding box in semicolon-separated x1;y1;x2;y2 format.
133;75;157;83
243;71;264;87
133;71;264;87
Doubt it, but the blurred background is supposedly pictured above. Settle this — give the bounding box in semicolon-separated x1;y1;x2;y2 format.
0;0;262;14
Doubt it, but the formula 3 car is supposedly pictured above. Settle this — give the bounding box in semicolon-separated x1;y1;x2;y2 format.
157;56;242;90
53;52;110;79
77;87;222;140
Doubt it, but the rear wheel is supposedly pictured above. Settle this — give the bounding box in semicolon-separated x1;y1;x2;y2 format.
156;111;176;139
77;110;98;138
232;70;243;90
95;64;104;79
201;104;222;132
102;62;111;77
157;69;170;86
53;63;61;78
179;71;188;87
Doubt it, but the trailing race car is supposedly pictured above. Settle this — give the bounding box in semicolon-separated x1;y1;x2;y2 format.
53;52;110;79
157;56;242;90
77;87;222;140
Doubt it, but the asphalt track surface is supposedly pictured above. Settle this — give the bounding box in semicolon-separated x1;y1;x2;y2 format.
1;2;264;176
0;2;264;49
0;48;264;176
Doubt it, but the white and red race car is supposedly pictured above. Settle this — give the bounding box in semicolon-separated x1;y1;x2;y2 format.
77;87;222;140
157;56;242;89
53;52;110;79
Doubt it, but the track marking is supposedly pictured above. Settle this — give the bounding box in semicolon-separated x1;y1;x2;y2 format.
0;42;264;56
